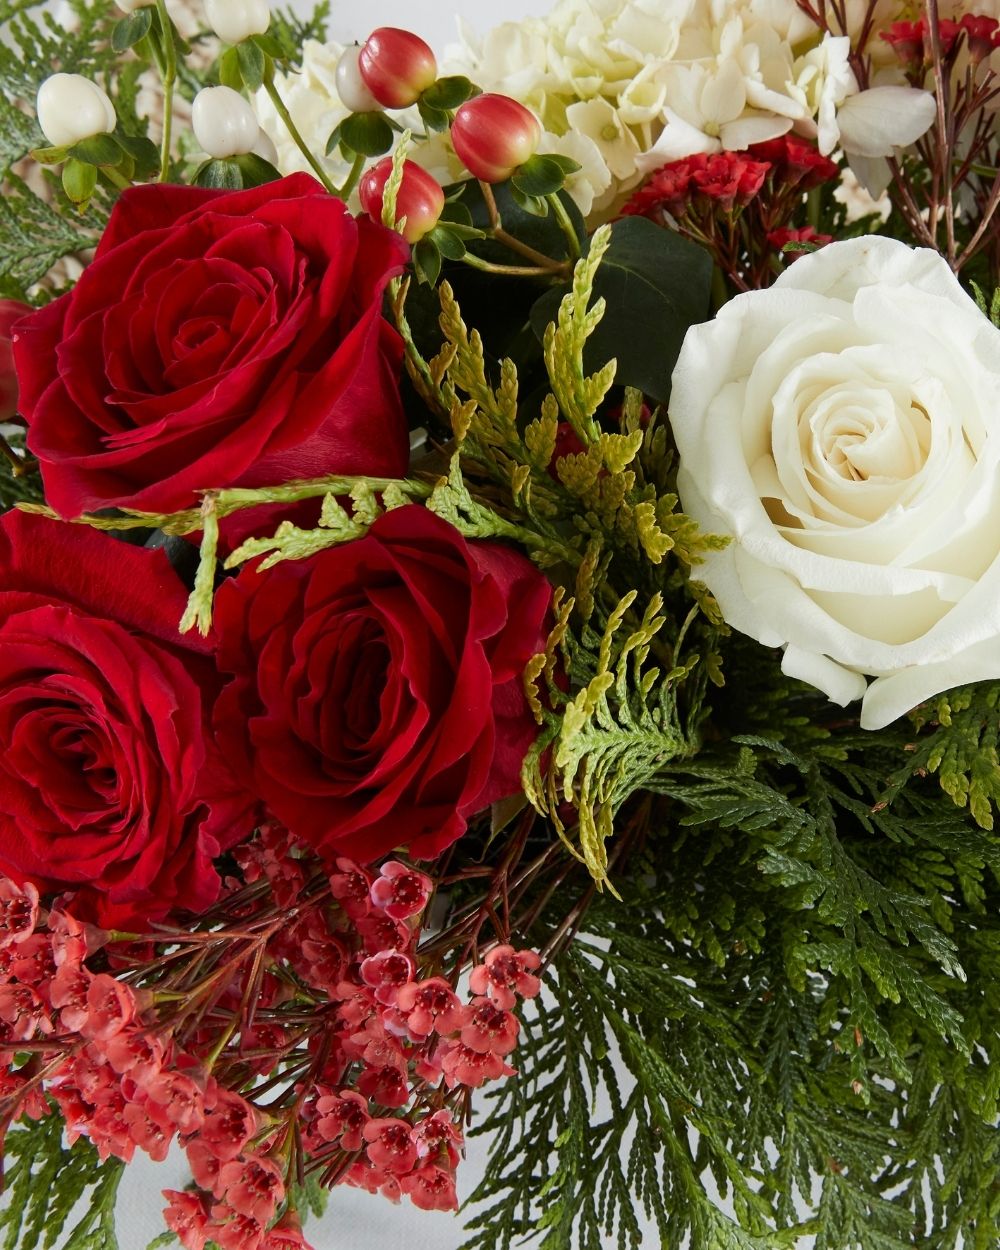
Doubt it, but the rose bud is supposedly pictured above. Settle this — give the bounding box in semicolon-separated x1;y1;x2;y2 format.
0;300;30;422
336;45;383;114
450;93;542;184
359;157;444;243
192;86;260;158
36;74;116;149
358;27;437;110
204;0;269;44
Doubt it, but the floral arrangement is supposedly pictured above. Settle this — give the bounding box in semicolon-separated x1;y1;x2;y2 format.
1;0;1000;1247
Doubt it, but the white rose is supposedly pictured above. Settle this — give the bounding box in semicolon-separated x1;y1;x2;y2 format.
669;236;1000;731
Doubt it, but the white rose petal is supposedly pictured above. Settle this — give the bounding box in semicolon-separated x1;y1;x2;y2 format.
670;236;1000;730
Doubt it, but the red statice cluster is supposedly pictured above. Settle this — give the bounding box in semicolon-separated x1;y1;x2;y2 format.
622;136;839;290
0;831;541;1249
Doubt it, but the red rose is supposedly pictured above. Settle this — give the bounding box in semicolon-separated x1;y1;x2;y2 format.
0;511;249;925
13;174;410;517
214;506;552;861
0;299;30;422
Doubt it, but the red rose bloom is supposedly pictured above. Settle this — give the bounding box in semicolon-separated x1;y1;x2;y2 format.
0;511;248;926
0;299;30;422
214;506;552;861
13;174;409;517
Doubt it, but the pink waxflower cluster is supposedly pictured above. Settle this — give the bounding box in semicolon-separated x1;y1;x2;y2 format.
0;833;542;1245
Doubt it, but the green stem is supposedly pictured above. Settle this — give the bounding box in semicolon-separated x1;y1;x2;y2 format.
102;165;132;191
335;150;365;201
547;190;581;260
263;73;338;196
153;0;176;182
460;251;563;279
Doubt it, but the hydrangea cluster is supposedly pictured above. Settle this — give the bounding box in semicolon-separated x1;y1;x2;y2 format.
0;831;541;1249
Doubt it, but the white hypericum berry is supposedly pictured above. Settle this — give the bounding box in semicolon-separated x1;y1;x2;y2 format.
357;27;437;109
450;94;542;183
252;128;278;164
335;45;382;114
36;74;117;149
204;0;269;44
192;86;260;158
115;0;154;12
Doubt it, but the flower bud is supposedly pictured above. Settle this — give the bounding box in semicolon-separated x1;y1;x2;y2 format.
204;0;269;44
36;74;116;150
336;45;382;114
359;157;444;243
358;27;437;110
192;86;259;158
450;94;541;184
0;300;31;422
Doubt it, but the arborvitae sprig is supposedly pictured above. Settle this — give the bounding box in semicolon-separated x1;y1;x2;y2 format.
0;1112;124;1250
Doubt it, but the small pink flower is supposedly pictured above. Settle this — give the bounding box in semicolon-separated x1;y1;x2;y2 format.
369;862;433;921
356;913;412;954
0;983;52;1041
163;1190;213;1250
314;1089;370;1150
217;1155;285;1224
328;859;373;920
123;1100;173;1162
0;878;39;948
346;1158;402;1202
80;974;136;1042
400;1162;459;1212
357;1063;410;1108
186;1136;225;1196
359;949;414;1006
440;1041;514;1089
208;1208;266;1250
101;1026;165;1084
395;977;466;1040
363;1117;418;1174
260;1212;316;1250
411;1109;463;1167
468;946;542;1011
144;1070;206;1134
199;1088;258;1161
461;998;520;1056
49;963;92;1032
8;935;57;996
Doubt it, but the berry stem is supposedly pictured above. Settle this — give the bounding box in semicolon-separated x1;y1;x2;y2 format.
153;0;176;182
478;180;570;274
262;70;339;196
335;151;366;201
546;191;580;260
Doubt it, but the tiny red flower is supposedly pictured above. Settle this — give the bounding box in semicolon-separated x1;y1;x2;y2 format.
162;1190;213;1250
369;861;433;920
364;1116;419;1174
199;1088;258;1161
411;1109;463;1167
400;1162;459;1212
461;997;520;1055
440;1040;514;1088
394;977;466;1039
80;974;136;1042
0;878;39;948
469;945;542;1010
217;1156;285;1224
313;1089;370;1150
767;226;834;256
359;949;415;1006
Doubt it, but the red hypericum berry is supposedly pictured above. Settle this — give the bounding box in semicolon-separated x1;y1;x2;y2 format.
358;27;437;109
450;93;542;183
359;157;445;243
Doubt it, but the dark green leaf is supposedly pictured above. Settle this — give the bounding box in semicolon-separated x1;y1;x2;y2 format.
324;120;343;156
61;157;97;204
530;216;712;402
195;158;244;190
511;153;569;198
218;44;242;91
68;133;123;168
29;144;69;166
251;31;285;58
430;224;467;261
416;98;450;132
115;131;160;178
421;74;476;111
111;7;152;52
237;39;267;91
413;236;441;286
339;111;394;157
233;151;282;186
509;184;548;217
449;180;585;265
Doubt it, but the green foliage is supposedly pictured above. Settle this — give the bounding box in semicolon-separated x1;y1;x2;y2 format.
884;683;1000;831
0;173;104;297
0;1112;123;1250
465;722;1000;1250
266;0;330;66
